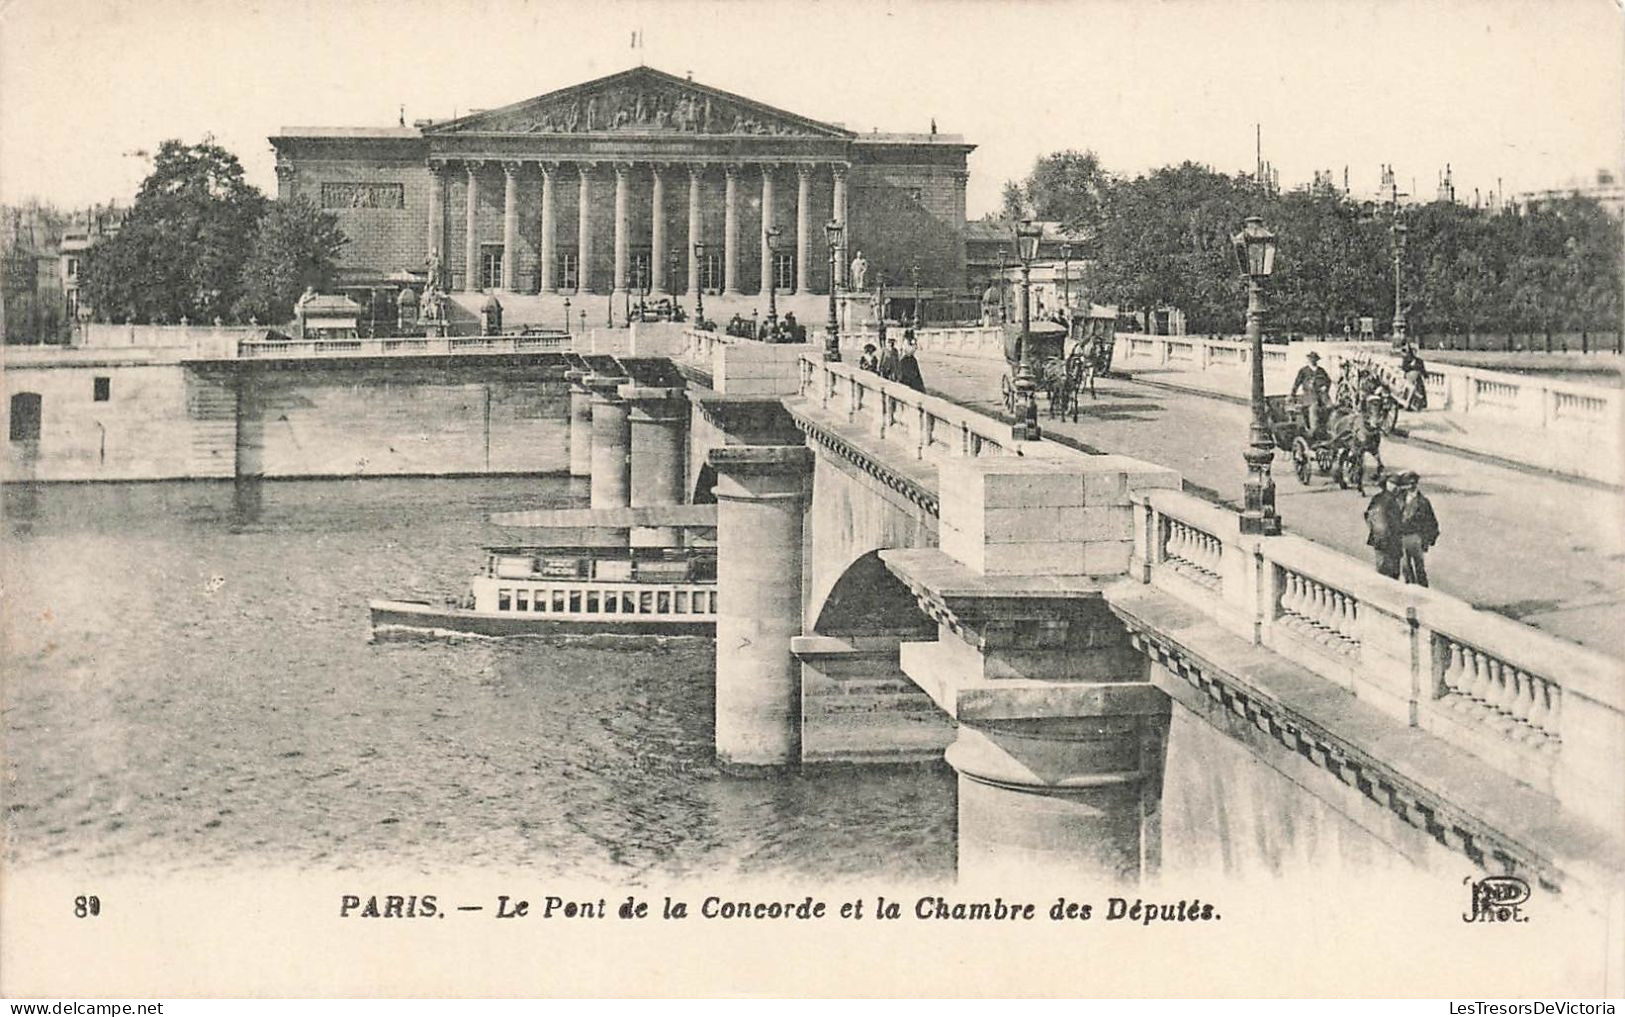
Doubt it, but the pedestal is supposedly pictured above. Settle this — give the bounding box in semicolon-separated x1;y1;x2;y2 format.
566;370;593;478
588;374;632;543
710;445;812;769
622;385;688;547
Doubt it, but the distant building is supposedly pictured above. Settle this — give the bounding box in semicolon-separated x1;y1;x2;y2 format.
59;203;126;324
1516;169;1624;217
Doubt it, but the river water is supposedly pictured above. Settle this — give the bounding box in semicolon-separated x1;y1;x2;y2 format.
3;475;1417;884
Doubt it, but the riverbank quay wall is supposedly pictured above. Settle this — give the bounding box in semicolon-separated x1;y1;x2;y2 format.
676;327;1624;903
2;344;589;482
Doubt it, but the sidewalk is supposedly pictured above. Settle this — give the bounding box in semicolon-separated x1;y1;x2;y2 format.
1117;363;1623;489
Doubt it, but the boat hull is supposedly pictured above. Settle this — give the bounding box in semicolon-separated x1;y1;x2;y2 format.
369;599;714;637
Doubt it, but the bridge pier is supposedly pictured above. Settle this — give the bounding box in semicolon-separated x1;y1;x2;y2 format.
566;369;593;479
710;445;812;769
587;372;632;543
622;385;688;547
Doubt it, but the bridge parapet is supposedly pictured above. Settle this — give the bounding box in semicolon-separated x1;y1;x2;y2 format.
1130;486;1624;833
231;333;571;359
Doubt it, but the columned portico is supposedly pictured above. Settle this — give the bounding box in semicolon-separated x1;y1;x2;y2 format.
612;162;631;298
501;161;519;291
577;164;595;294
538;163;557;292
650;165;667;293
759;165;776;296
687;165;703;296
723;165;741;297
795;165;812;294
464;162;480;291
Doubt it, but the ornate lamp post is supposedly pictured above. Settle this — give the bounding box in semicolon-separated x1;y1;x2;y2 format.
1391;220;1408;351
764;225;783;328
824;219;843;361
693;240;708;327
995;249;1009;324
1232;215;1281;536
1012;219;1043;441
563;296;572;334
668;251;680;301
876;272;888;347
910;261;921;327
1061;243;1072;317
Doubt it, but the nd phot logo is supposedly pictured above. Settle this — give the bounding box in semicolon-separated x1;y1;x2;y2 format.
1463;875;1531;923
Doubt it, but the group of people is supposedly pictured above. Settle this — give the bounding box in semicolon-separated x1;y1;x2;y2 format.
722;311;807;344
858;331;926;392
1364;470;1440;585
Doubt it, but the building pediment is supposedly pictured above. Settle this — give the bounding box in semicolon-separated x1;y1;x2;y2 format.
425;66;853;140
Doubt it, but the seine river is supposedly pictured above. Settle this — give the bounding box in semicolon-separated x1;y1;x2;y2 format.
4;475;1412;883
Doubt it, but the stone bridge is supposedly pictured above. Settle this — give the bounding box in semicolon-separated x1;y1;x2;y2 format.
541;325;1623;902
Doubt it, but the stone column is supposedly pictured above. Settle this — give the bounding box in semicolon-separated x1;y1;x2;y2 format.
950;711;1170;885
501;161;519;292
723;164;740;296
759;165;776;296
566;368;593;478
539;163;557;293
426;162;445;281
577;164;594;293
650;165;667;294
795;164;812;295
613;162;630;299
832;165;848;288
464;162;481;291
709;445;812;768
687;165;703;296
621;384;688;547
588;373;632;543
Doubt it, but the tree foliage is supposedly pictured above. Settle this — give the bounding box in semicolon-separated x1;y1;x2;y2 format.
233;197;348;324
80;139;266;323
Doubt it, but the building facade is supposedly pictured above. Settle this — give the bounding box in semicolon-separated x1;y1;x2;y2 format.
271;67;974;305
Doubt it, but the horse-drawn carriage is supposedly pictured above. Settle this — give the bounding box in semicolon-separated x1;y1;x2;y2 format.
1262;394;1383;492
999;306;1117;423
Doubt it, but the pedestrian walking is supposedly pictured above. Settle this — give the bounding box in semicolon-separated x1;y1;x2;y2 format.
878;337;900;381
897;341;926;392
1364;474;1401;579
1394;471;1439;586
859;343;879;373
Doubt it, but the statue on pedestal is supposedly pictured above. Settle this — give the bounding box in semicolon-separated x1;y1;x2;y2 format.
850;250;868;292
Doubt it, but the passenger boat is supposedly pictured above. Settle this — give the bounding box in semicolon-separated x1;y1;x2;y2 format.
370;545;717;637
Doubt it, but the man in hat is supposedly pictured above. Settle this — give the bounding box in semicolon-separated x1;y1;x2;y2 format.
1393;471;1439;586
1363;474;1402;578
1291;351;1333;438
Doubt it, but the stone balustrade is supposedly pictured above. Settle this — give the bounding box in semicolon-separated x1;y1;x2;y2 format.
1129;485;1624;831
233;333;570;359
835;324;1004;358
1109;333;1622;439
797;352;1019;463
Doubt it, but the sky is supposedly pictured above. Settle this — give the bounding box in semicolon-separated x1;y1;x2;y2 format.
1;0;1621;216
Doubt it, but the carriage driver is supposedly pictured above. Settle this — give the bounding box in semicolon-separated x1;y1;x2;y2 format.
1291;351;1333;438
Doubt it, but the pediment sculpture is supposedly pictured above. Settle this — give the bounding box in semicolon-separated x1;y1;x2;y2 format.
468;82;826;136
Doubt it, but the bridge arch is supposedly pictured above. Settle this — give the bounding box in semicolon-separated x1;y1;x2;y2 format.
811;549;933;638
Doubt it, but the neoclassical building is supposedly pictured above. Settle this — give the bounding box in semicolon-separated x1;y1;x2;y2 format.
271;67;975;306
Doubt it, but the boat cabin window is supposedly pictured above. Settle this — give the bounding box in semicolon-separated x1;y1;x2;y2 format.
552;590;567;613
674;591;689;614
639;591;654;614
604;591;618;614
586;590;600;613
569;590;582;613
657;591;671;614
498;589;512;611
516;589;530;612
532;588;546;612
622;592;636;614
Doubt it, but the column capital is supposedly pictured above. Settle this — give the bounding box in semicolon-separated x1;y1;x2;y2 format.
759;162;780;176
649;161;668;178
427;157;450;174
577;160;599;175
724;162;743;179
465;159;485;175
796;163;815;180
539;160;560;176
274;159;296;182
613;161;634;177
502;160;523;177
831;162;850;179
687;162;707;179
708;445;813;484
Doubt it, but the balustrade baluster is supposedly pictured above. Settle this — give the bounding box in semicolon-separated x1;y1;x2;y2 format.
1525;676;1552;737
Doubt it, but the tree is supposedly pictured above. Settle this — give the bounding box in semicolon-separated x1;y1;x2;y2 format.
79;139;266;323
233;198;348;324
999;180;1026;222
1017;150;1111;241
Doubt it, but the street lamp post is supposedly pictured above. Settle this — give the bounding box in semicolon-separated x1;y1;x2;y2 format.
1061;243;1072;317
995;250;1009;324
579;308;586;334
563;297;571;334
824;219;843;361
910;261;921;327
1012;220;1043;441
693;241;708;327
1233;215;1282;536
764;225;783;330
876;273;888;348
1391;220;1408;351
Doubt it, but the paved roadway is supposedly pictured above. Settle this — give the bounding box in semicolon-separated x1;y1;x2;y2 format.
918;352;1625;659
